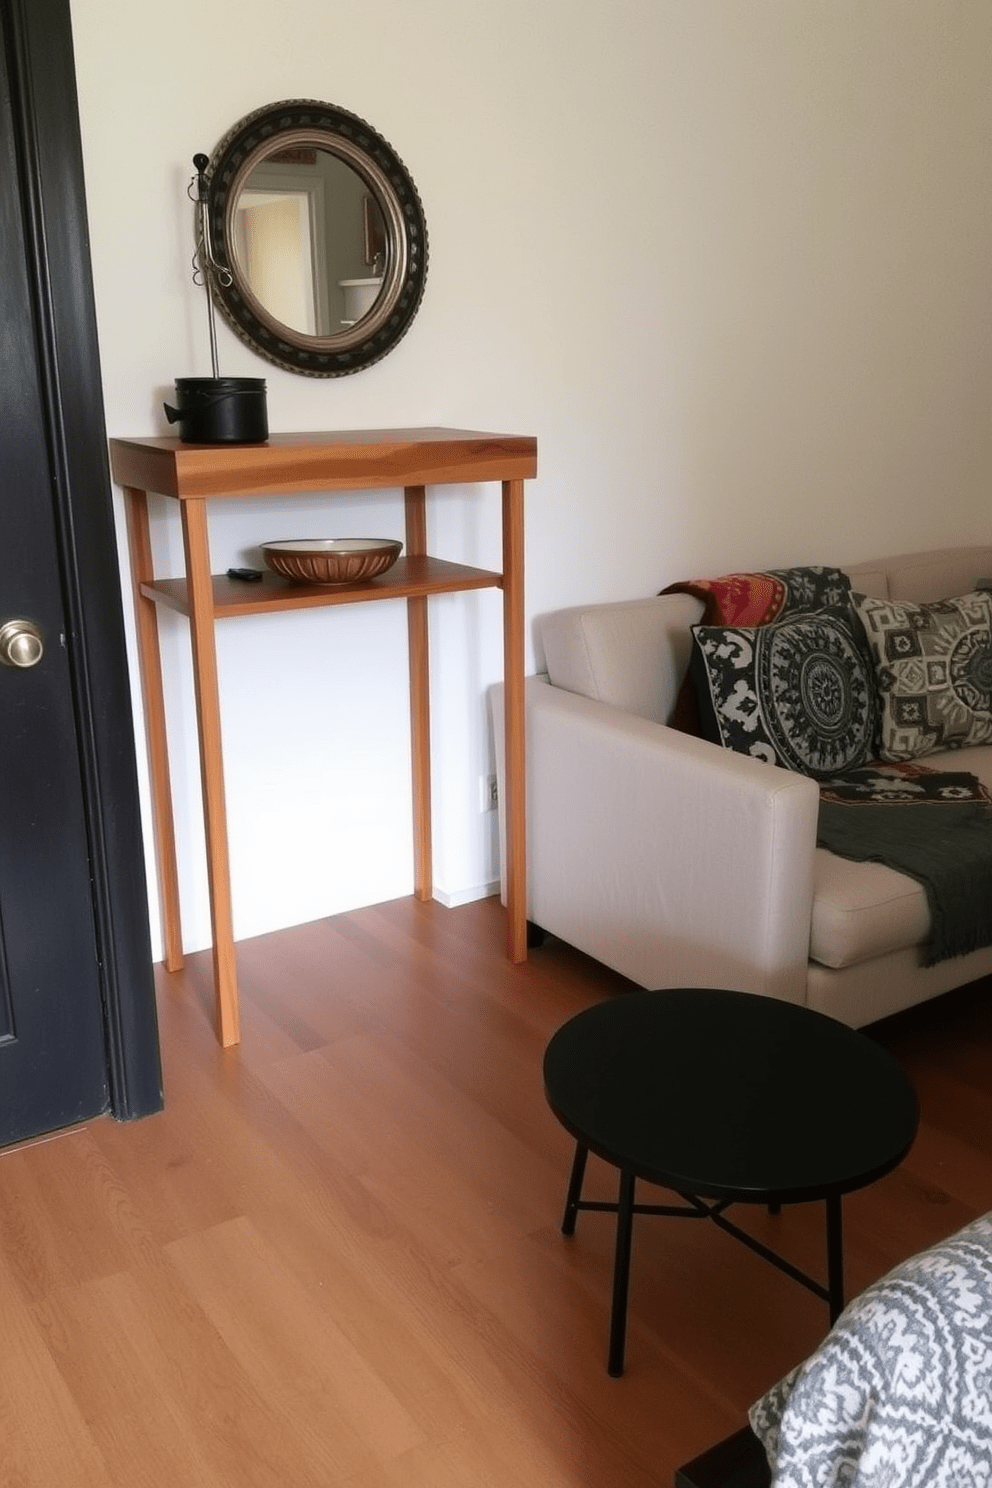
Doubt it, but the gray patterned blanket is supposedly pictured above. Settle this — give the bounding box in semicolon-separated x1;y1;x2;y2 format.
749;1212;992;1486
816;764;992;966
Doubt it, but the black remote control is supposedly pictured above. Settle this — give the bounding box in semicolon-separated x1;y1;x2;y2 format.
227;567;263;582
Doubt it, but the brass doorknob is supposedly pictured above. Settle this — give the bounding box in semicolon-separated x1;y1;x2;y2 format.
0;618;44;668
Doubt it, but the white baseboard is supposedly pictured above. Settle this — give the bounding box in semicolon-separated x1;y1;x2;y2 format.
433;880;500;909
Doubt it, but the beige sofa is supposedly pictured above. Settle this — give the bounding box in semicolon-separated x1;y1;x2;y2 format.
492;546;992;1029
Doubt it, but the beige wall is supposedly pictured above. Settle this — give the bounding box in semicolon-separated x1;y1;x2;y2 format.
69;0;992;955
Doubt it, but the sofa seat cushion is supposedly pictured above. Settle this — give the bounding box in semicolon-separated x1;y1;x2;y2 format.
810;851;929;969
810;744;992;969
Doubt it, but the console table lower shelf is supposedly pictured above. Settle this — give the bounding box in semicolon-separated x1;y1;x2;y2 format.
109;427;536;1047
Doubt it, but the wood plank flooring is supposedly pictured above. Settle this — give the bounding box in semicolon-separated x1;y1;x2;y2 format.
3;894;992;1486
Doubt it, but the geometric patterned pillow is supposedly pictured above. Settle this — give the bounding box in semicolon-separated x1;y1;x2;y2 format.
851;590;992;761
689;607;878;780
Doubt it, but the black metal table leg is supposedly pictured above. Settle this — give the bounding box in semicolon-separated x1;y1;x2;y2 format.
608;1168;636;1377
826;1193;844;1324
562;1142;588;1235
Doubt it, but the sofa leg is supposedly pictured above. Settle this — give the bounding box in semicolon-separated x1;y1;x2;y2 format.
526;920;546;948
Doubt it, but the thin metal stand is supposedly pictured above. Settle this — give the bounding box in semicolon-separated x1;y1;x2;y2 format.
189;153;232;379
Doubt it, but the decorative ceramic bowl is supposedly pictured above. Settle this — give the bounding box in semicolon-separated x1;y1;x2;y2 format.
261;538;403;585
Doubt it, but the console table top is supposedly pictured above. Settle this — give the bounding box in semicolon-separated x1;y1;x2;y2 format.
109;427;538;500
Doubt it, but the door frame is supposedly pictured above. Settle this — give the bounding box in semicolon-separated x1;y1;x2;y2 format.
4;0;162;1120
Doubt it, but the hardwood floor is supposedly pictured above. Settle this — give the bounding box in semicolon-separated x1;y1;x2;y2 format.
3;895;992;1486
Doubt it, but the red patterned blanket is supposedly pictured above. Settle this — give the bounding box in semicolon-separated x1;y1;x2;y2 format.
661;566;847;734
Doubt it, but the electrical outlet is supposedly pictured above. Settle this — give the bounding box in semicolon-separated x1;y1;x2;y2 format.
481;773;498;812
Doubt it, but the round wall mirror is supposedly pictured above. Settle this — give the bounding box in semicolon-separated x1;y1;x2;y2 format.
201;100;428;377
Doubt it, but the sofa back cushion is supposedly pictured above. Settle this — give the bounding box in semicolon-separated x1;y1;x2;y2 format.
541;593;703;723
847;546;992;603
540;547;992;726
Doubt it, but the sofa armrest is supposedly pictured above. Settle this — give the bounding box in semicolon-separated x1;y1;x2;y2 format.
491;676;819;1004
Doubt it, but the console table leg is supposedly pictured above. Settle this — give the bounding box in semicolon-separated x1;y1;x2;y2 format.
609;1168;636;1377
180;498;240;1047
502;477;527;963
826;1193;844;1324
124;486;184;973
405;486;432;900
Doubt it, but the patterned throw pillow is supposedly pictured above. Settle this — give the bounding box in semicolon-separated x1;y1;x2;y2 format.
662;566;853;736
690;609;878;780
852;590;992;761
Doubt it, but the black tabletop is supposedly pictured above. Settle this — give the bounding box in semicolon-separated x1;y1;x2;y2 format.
543;989;919;1203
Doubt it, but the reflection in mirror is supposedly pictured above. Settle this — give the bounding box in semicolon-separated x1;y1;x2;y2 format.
202;100;427;377
232;148;387;336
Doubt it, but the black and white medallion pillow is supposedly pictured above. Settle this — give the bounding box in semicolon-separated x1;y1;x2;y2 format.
749;1211;992;1487
690;609;878;780
852;590;992;761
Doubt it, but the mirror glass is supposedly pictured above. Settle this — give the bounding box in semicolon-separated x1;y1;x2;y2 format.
203;101;427;377
232;149;387;336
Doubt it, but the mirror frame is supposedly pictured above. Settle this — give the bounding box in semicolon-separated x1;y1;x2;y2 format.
203;99;428;377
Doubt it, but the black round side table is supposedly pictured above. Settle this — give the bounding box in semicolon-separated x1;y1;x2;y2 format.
543;988;919;1376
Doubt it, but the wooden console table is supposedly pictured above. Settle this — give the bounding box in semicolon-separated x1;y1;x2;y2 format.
109;428;537;1047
